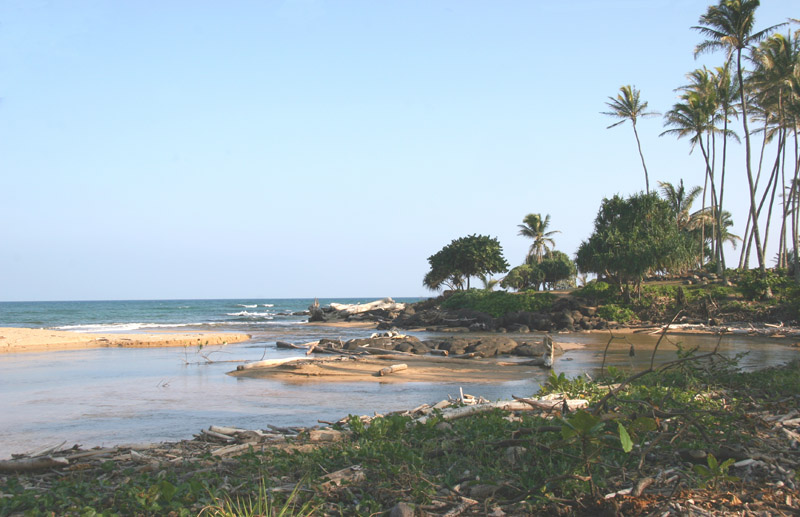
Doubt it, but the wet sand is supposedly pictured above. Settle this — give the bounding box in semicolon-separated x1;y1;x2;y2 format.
0;327;251;354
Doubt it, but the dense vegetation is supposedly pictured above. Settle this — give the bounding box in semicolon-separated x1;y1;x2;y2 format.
441;289;555;318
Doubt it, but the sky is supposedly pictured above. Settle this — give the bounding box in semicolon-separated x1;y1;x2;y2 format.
0;0;797;301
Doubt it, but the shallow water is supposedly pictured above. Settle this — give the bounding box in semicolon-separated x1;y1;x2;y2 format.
1;328;797;459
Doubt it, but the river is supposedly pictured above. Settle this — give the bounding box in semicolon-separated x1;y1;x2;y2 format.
1;327;797;459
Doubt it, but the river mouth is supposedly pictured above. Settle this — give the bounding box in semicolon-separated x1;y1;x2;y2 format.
1;328;797;459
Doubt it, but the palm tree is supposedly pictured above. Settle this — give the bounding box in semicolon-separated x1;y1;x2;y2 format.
602;85;659;194
658;180;704;230
693;0;786;276
748;32;800;268
517;213;559;264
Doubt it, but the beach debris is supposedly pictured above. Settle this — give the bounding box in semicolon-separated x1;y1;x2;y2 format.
236;357;304;371
320;465;365;490
0;456;69;473
377;363;408;376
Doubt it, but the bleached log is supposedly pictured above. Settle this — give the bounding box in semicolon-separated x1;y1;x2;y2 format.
377;364;408;376
415;398;588;424
201;429;235;443
329;298;405;315
209;425;248;436
236;357;303;371
0;456;69;473
66;448;117;460
211;443;253;457
320;465;365;490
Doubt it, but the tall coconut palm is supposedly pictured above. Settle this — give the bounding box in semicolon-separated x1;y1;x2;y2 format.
602;85;659;194
693;0;786;276
662;86;722;267
517;213;559;264
748;32;800;268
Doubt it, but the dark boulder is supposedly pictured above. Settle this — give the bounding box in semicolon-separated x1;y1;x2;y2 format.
465;337;519;357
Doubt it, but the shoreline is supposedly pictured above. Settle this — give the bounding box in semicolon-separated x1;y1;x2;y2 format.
0;327;251;354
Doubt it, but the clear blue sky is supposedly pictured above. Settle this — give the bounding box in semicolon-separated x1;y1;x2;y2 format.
0;1;796;301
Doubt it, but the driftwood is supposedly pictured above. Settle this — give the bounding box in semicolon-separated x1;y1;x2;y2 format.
329;298;405;315
0;456;69;473
208;425;247;436
377;364;408;376
236;357;303;371
415;398;588;425
320;465;366;490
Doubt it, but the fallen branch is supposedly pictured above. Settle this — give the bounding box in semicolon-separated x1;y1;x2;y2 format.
0;456;69;473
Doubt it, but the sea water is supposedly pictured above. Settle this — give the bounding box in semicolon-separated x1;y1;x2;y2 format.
0;299;798;458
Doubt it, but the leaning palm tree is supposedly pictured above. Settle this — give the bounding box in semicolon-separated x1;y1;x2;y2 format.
602;85;660;194
693;0;786;276
517;213;559;264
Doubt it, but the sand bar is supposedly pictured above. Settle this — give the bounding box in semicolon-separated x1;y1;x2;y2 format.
229;354;551;384
0;327;251;354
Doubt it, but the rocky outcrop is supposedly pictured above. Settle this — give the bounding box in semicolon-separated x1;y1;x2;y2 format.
313;334;562;359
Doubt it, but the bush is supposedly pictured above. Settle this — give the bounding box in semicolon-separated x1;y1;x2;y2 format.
575;281;616;304
596;304;636;323
738;269;791;300
441;290;554;318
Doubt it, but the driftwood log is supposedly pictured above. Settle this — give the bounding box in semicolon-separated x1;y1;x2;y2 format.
0;456;69;473
236;357;302;371
377;364;408;376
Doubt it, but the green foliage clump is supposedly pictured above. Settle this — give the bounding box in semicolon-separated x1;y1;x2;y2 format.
575;193;696;295
575;280;617;303
596;304;636;323
423;234;509;291
737;268;792;300
441;290;554;317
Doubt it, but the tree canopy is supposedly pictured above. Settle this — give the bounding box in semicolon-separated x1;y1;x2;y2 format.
575;192;696;296
423;234;509;291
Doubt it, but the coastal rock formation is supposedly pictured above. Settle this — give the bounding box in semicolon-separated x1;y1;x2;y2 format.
307;334;562;359
308;298;407;324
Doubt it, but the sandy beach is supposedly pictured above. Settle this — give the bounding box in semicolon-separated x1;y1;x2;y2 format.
0;327;251;354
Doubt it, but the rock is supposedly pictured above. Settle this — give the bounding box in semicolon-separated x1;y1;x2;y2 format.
389;502;416;517
514;339;564;357
469;322;488;332
469;484;500;499
308;307;326;322
507;324;530;333
465;337;519;357
570;310;584;323
308;429;347;442
505;446;527;467
580;306;597;317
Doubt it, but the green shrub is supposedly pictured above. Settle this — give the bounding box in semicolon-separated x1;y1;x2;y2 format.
575;280;616;303
738;269;791;300
441;290;554;317
596;304;636;323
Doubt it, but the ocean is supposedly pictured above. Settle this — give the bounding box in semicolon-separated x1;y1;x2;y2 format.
0;297;420;333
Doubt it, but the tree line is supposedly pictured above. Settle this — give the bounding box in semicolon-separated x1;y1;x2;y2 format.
422;1;798;298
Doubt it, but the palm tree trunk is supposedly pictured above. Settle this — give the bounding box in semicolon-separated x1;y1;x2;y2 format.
793;127;800;284
736;49;767;276
632;122;650;194
718;108;729;277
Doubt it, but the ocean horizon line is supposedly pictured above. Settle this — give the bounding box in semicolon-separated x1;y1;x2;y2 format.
0;295;428;304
